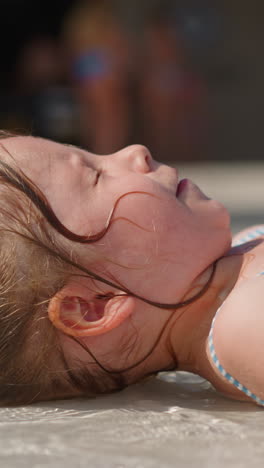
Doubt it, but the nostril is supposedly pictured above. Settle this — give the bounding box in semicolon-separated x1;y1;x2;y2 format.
135;153;151;173
144;153;152;172
144;154;149;170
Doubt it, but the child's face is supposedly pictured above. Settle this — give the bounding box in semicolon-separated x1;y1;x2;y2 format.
4;137;231;302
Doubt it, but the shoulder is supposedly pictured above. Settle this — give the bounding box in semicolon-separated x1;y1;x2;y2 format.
208;277;264;404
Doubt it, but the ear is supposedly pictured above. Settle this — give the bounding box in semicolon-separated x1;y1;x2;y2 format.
48;283;135;337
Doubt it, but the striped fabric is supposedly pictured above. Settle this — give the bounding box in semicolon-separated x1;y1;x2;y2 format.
209;226;264;406
232;226;264;246
209;323;264;406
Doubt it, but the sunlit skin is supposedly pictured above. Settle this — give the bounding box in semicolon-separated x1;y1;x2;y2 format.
2;136;264;403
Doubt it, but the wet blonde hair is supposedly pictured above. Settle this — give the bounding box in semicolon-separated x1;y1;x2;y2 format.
0;132;129;405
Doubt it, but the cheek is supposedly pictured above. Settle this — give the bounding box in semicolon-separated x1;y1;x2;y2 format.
91;197;226;303
74;177;179;237
98;196;191;267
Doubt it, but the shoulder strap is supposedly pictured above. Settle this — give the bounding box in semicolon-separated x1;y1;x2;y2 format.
209;312;264;406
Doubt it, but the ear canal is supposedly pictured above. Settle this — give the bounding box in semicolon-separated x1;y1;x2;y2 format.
59;296;105;330
48;293;135;337
61;296;105;324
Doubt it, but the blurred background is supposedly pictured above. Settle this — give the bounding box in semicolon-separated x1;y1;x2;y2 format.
0;0;263;232
1;0;264;162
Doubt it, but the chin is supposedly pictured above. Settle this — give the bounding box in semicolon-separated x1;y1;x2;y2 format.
210;199;231;230
214;224;232;260
208;204;232;260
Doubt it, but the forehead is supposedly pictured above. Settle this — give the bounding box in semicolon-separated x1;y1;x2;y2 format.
2;136;66;171
1;137;79;197
1;136;88;233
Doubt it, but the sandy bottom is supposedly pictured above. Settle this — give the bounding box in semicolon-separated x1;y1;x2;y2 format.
1;372;263;468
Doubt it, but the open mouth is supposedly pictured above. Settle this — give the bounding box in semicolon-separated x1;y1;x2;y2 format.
176;178;188;197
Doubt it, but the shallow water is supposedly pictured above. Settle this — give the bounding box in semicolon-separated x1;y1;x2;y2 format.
1;372;264;468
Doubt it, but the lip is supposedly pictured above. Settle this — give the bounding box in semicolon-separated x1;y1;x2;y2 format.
176;178;189;197
176;178;211;201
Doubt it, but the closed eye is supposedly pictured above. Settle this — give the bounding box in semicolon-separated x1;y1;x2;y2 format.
95;170;101;185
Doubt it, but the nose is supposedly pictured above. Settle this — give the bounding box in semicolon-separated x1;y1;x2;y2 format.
114;145;153;173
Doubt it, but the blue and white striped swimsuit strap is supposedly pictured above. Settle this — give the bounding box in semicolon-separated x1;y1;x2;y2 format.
232;226;264;247
209;226;264;406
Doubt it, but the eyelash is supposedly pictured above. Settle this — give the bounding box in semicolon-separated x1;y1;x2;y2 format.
95;170;101;185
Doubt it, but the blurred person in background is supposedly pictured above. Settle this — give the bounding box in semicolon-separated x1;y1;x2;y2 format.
61;0;132;154
16;36;63;95
139;2;208;161
15;35;78;143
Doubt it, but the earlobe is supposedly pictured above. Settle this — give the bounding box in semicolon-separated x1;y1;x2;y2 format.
48;288;135;337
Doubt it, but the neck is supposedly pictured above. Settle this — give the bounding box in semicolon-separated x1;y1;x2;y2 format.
168;251;244;375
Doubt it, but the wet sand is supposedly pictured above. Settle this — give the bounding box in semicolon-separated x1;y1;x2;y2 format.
1;372;264;468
